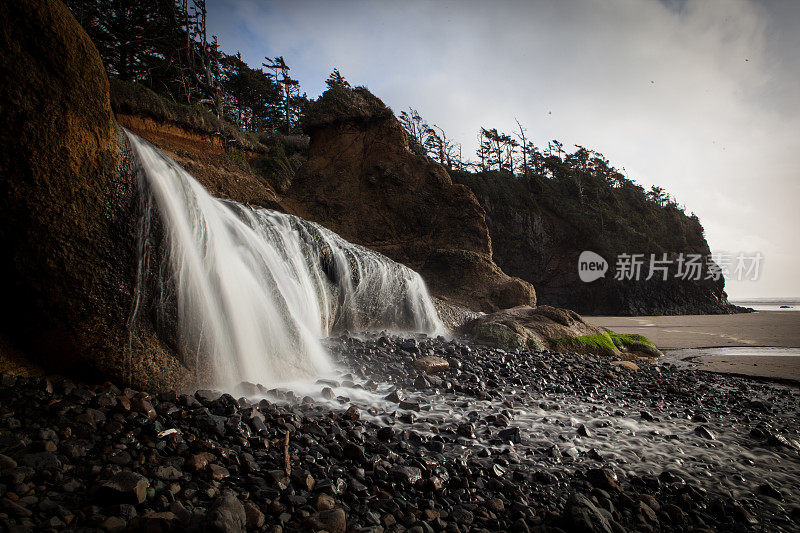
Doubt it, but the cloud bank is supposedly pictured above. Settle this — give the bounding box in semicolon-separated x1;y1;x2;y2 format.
208;0;800;298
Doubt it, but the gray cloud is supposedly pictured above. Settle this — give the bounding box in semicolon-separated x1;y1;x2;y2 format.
208;0;800;298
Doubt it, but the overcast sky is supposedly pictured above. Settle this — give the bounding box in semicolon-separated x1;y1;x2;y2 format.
207;0;799;299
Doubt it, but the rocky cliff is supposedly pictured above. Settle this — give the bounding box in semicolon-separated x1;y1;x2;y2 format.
0;0;532;390
0;0;667;391
119;85;537;313
453;170;741;316
0;0;196;390
283;86;535;312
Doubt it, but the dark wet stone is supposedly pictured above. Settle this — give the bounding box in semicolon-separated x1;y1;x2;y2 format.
317;508;347;533
457;423;476;439
450;506;474;525
343;442;367;464
133;511;179;532
321;387;336;400
401;340;419;352
731;502;759;525
563;493;617;533
414;374;431;389
399;400;421;412
498;427;521;444
587;468;622;493
658;470;684;485
243;501;265;528
20;451;60;470
209;491;246;533
391;466;422;484
586;448;603;461
1;497;32;518
94;471;149;505
209;463;230;481
427;440;445;453
195;389;222;404
377;426;395;441
385;390;404;403
663;503;688;526
694;425;715;440
154;465;182;481
0;453;17;470
758;483;783;500
131;395;156;419
767;433;793;448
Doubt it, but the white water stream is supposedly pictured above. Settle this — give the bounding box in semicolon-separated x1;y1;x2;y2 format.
125;131;444;389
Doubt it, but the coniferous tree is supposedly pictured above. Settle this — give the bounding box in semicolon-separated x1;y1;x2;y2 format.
325;68;351;89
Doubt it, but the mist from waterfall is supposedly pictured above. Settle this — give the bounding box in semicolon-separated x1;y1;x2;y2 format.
125;131;445;390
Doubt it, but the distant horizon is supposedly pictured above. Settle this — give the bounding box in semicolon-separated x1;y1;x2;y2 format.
729;296;800;302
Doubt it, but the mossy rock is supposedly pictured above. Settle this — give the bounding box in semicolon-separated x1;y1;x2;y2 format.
553;329;661;359
474;323;526;350
468;306;660;359
604;329;662;358
552;333;621;358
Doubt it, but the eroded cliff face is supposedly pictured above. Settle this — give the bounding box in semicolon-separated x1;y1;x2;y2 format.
0;0;196;390
470;186;736;316
115;114;284;209
284;87;536;312
119;89;537;313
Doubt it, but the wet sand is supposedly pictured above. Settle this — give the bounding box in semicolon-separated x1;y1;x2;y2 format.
675;354;800;383
586;311;800;383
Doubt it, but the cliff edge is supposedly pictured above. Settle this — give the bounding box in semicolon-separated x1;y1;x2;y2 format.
284;86;536;312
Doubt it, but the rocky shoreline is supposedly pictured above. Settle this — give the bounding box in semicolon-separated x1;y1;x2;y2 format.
1;335;799;532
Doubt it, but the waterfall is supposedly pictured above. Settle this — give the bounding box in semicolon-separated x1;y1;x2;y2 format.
125;131;445;389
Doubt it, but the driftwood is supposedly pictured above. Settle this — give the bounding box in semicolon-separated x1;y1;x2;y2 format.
283;430;291;477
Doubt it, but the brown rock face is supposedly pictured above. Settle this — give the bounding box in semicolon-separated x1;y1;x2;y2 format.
285;86;534;312
0;0;194;390
116;113;283;209
468;306;606;351
467;305;662;359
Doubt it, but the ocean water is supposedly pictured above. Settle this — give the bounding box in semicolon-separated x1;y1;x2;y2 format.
730;297;800;311
665;346;800;359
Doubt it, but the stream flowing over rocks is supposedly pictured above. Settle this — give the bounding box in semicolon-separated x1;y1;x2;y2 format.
2;336;799;532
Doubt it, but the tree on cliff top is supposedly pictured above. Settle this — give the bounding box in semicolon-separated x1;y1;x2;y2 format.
66;0;308;134
325;69;351;90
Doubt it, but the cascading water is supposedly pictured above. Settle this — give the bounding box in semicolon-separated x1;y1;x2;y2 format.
125;131;445;390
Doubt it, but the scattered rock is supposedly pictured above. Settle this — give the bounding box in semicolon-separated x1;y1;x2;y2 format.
413;356;450;374
94;471;149;505
317;508;347;533
563;493;617;533
587;468;622;493
758;483;783;500
209;491;246;533
694;425;715;440
243;501;265;528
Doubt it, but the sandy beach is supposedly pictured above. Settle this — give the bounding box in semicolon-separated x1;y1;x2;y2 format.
587;311;800;383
